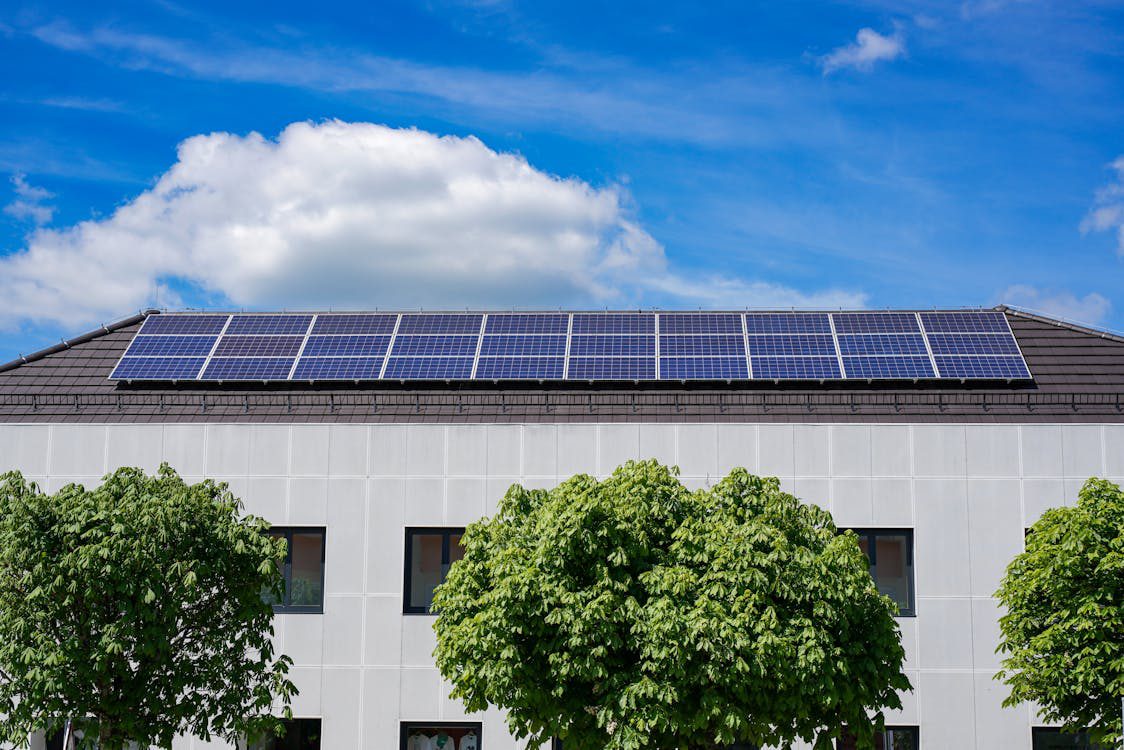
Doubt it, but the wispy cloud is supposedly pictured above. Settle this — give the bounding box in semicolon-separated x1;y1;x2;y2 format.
4;173;54;226
1001;284;1112;326
821;27;906;74
1080;155;1124;254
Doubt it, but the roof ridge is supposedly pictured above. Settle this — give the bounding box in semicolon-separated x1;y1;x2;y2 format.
0;310;157;374
996;304;1124;345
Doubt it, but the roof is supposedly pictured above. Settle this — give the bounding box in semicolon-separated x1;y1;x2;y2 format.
0;307;1122;423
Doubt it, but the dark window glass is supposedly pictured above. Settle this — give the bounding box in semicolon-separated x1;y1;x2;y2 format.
248;718;321;750
266;528;325;613
404;528;466;614
847;529;914;616
555;740;756;749
401;722;480;750
1033;728;1110;749
837;727;918;749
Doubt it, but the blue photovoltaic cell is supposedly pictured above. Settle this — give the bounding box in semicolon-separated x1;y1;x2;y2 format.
744;313;831;334
111;357;207;380
843;356;936;379
832;313;920;334
384;357;475;379
751;356;842;379
569;335;655;356
214;335;304;357
746;335;836;356
397;314;483;335
479;336;567;357
292;357;384;380
302;335;391;357
567;357;656;379
484;314;569;335
390;335;479;357
926;333;1021;355
920;311;1009;333
659;335;746;357
225;315;312;336
124;335;217;357
935;356;1031;379
836;334;929;356
658;313;742;334
571;313;655;334
201;357;296;380
659;357;749;379
474;357;565;379
139;315;229;335
311;314;397;335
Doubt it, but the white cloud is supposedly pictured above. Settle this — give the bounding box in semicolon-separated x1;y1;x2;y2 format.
1080;155;1124;254
821;28;906;74
0;121;863;330
1001;285;1112;326
4;173;55;225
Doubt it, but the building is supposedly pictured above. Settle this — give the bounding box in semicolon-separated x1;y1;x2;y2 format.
0;307;1120;750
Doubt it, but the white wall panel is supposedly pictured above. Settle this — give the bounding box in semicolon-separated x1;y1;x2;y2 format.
677;424;718;477
758;424;794;479
966;425;1021;477
0;424;49;474
556;424;597;475
248;425;290;476
105;424;163;473
522;424;558;476
914;479;971;596
912;425;966;477
328;425;368;476
830;425;871;477
598;424;639;474
716;424;757;474
638;423;676;467
49;425;106;476
967;480;1023;595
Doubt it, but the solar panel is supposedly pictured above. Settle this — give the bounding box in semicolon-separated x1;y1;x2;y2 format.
659;335;746;357
390;335;480;357
311;314;397;335
111;356;207;380
920;311;1010;333
744;313;831;334
397;314;483;335
570;335;655;356
213;335;304;357
836;334;929;356
751;356;842;379
935;355;1031;379
201;357;297;380
138;315;229;335
660;357;748;379
302;335;392;357
843;356;936;379
485;314;569;335
571;313;655;334
832;313;920;334
659;313;743;335
926;333;1021;356
225;315;312;336
124;335;217;357
292;357;384;380
475;357;565;379
567;357;656;379
384;356;475;379
479;336;567;357
746;335;836;357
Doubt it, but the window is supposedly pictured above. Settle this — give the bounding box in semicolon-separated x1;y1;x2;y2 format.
555;739;756;749
847;529;914;617
245;718;321;750
404;528;465;614
1032;728;1110;749
837;727;919;749
266;528;325;614
401;722;480;750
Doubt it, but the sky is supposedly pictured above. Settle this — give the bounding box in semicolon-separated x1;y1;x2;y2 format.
0;0;1123;360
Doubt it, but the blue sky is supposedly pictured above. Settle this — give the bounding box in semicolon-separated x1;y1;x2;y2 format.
1;0;1122;360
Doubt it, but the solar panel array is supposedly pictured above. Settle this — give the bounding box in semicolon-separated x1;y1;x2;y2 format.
110;311;1032;382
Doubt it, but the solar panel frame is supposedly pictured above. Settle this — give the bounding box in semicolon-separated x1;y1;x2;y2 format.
479;335;567;357
390;335;481;357
836;334;930;356
569;335;656;357
920;311;1011;333
832;312;921;334
292;357;385;380
566;356;656;380
658;335;747;357
751;356;842;379
658;313;743;335
659;357;749;380
746;335;837;357
213;335;305;357
397;314;485;335
310;314;398;335
842;356;936;379
926;333;1021;356
484;313;569;335
200;357;298;380
744;313;832;334
384;356;476;379
138;314;230;335
571;313;656;335
224;315;313;336
123;335;218;357
934;355;1031;379
474;356;566;380
302;335;393;357
111;356;208;380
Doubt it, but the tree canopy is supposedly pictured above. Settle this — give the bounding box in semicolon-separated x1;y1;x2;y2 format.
996;477;1124;749
0;465;296;750
433;460;910;750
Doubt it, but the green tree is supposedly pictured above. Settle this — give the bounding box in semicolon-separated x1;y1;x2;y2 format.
0;465;296;749
996;478;1124;748
433;460;910;750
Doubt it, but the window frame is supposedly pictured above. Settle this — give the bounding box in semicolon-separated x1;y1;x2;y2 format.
1032;727;1109;749
243;717;322;750
835;726;919;749
845;528;915;617
400;720;482;749
403;527;466;615
268;526;327;615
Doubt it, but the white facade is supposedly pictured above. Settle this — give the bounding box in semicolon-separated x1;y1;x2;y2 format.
3;420;1118;750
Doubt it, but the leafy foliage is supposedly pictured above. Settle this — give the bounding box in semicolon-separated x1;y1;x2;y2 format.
433;460;910;750
996;478;1124;748
0;465;296;749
